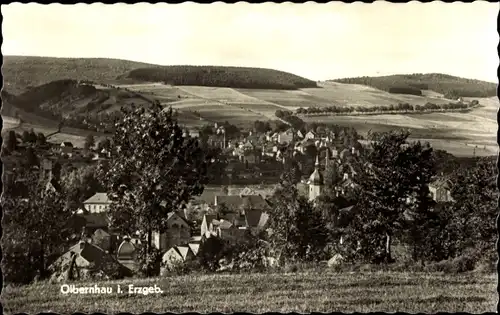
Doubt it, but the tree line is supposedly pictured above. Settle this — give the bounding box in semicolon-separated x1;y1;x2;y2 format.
126;66;318;90
296;100;479;115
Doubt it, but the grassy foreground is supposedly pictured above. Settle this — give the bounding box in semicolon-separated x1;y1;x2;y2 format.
2;271;497;313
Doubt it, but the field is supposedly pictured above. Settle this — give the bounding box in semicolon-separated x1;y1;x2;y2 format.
2;271;496;314
237;81;455;109
3;76;497;156
112;82;498;157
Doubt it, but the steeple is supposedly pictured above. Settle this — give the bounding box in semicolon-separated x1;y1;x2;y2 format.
309;158;323;185
315;154;320;168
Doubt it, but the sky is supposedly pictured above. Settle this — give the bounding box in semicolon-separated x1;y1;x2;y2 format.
2;2;498;82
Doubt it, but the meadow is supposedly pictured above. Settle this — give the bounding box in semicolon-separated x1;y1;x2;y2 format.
2;271;496;314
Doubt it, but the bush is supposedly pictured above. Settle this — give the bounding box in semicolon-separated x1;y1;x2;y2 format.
136;246;162;277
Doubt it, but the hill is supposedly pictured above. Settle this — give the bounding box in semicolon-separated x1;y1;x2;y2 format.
2;79;154;130
330;73;497;99
2;56;157;95
121;66;318;90
2;56;318;94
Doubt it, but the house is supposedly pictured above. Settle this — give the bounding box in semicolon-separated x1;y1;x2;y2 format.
429;178;454;203
277;129;294;144
151;212;192;252
83;193;112;213
49;240;132;282
304;131;318;140
162;245;196;271
60;142;74;155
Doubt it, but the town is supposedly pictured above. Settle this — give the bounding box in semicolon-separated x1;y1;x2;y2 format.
1;2;497;313
2;103;495;284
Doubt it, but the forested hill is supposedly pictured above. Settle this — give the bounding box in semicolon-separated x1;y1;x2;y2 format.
2;56;318;94
121;66;318;90
330;73;497;99
2;56;157;95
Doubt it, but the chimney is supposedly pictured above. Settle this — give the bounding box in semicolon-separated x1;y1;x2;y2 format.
343;173;349;181
351;147;356;155
79;240;86;250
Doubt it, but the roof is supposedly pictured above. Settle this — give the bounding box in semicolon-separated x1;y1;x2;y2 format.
203;214;217;226
215;195;270;211
166;211;191;226
243;209;262;228
80;213;109;228
51;241;131;276
219;219;234;229
256;212;270;229
93;228;110;237
188;243;200;255
83;193;111;204
309;168;323;185
175;246;193;260
430;178;452;190
45;178;61;193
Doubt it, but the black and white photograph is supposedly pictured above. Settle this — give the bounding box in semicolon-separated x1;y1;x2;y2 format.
1;2;498;313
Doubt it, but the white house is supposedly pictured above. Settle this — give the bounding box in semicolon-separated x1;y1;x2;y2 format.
83;193;112;213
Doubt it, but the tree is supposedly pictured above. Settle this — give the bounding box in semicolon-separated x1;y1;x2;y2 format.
2;166;74;283
25;147;39;168
99;103;212;255
4;130;18;152
28;129;38;143
61;164;105;212
447;157;496;259
267;173;328;262
348;129;435;263
36;132;46;146
84;134;95;150
22;130;31;143
97;138;111;152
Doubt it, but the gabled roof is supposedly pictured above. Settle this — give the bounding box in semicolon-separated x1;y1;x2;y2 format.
175;246;193;260
188;243;200;255
430;178;453;190
219;220;234;229
52;241;130;277
245;209;263;228
83;193;111;204
166;211;191;226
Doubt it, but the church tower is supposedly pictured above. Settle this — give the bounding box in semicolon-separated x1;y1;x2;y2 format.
309;155;323;202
